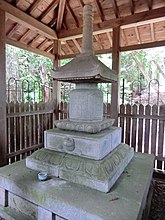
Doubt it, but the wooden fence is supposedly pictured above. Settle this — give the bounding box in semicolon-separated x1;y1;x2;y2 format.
6;101;55;164
6;101;165;171
59;102;165;171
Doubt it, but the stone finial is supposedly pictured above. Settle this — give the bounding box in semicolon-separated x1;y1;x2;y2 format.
81;5;93;55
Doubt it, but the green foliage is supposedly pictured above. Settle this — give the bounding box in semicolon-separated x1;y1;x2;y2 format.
6;45;53;102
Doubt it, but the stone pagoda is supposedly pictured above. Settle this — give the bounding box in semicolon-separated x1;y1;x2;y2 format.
26;5;134;193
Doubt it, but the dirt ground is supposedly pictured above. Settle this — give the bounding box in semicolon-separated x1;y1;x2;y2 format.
0;178;165;220
149;178;165;220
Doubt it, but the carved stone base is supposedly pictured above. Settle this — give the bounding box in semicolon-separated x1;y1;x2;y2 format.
26;144;134;192
44;127;122;160
55;118;115;133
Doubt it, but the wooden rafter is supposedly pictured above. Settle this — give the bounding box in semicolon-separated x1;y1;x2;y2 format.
121;29;127;46
94;35;103;50
39;0;59;21
110;0;119;18
148;0;153;10
134;26;141;44
28;0;44;14
130;0;135;15
6;38;54;59
72;39;81;52
7;23;20;38
94;0;104;22
45;44;54;52
79;0;84;9
56;0;66;31
66;2;79;27
106;32;112;47
28;34;41;46
65;43;74;54
150;23;155;41
0;0;57;39
58;7;165;40
19;29;31;42
37;38;49;49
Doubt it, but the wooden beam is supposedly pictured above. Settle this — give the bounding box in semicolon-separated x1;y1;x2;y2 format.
111;27;120;125
94;0;104;21
134;26;141;44
45;44;53;52
6;38;55;59
150;23;155;41
7;23;20;38
110;0;119;18
130;0;135;14
72;39;81;52
58;7;165;40
59;47;112;59
39;0;59;21
28;0;44;14
120;29;127;46
56;0;66;31
28;34;41;46
0;9;7;166
106;32;112;47
0;0;57;39
120;40;165;52
66;2;79;27
19;29;31;42
94;35;103;50
148;0;153;10
37;38;49;49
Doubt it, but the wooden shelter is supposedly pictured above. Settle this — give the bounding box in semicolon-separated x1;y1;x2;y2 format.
0;0;165;166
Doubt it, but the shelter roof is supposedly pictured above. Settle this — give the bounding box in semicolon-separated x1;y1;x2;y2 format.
1;0;165;59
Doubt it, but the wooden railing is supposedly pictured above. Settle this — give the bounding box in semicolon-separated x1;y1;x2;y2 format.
6;101;55;164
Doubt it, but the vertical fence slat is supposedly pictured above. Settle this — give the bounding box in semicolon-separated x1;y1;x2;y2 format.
138;104;144;153
131;104;137;151
157;106;164;170
125;104;131;145
119;104;125;143
151;105;158;155
144;105;151;154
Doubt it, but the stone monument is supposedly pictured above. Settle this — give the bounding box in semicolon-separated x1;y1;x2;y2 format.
26;5;134;193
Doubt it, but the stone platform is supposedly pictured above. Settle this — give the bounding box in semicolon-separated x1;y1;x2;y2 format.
44;127;122;160
0;153;154;220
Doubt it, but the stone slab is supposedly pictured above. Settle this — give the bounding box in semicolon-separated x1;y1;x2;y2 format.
26;144;134;192
44;127;122;160
55;118;115;134
0;153;154;220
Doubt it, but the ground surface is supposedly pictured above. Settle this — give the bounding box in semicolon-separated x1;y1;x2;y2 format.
149;178;165;220
0;178;165;220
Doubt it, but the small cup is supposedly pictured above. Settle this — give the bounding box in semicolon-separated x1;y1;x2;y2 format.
38;172;48;181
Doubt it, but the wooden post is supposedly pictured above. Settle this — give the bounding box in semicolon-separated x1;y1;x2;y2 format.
53;40;61;121
0;9;7;166
111;26;120;126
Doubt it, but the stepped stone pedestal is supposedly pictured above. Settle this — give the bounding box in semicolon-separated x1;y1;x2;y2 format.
0;154;154;220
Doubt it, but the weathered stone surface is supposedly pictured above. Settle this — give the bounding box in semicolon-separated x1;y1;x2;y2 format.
8;192;37;220
0;187;8;207
44;127;121;160
55;118;115;133
26;144;134;192
69;83;103;121
0;154;154;220
38;207;54;220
